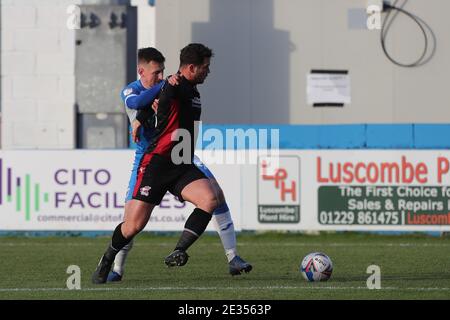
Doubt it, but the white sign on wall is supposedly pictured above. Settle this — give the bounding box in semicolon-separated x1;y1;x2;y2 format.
257;155;300;223
307;72;351;105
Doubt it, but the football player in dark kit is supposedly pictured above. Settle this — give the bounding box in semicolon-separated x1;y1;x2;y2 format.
92;43;220;284
108;47;251;282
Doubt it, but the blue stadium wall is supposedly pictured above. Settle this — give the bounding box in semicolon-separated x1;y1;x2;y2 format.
131;124;450;150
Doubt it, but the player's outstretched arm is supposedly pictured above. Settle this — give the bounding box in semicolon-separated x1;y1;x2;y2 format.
137;82;176;129
123;81;164;110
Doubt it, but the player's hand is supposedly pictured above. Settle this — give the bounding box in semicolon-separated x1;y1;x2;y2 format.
152;99;159;113
168;74;180;86
132;120;141;143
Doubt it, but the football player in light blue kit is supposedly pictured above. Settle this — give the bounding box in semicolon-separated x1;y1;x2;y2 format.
108;47;252;281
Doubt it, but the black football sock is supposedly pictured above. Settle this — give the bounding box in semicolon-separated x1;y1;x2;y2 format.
107;222;132;260
175;208;212;251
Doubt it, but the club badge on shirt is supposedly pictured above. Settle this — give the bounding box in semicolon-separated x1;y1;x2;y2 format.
140;186;151;197
123;88;133;96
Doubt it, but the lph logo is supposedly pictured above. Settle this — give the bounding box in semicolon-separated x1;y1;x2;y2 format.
258;156;300;223
260;160;296;202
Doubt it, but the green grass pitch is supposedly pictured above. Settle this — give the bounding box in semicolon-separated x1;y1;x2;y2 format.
0;232;449;300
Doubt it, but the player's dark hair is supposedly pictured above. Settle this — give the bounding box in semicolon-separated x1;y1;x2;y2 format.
179;43;213;67
138;47;165;64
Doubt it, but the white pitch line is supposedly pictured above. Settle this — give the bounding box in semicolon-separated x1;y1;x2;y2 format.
1;242;450;247
1;286;450;292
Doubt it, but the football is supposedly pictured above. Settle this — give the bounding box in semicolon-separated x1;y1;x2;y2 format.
300;252;333;282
